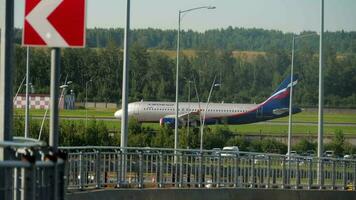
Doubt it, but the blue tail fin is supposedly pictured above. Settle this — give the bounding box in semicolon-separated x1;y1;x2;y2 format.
271;75;298;96
260;75;299;115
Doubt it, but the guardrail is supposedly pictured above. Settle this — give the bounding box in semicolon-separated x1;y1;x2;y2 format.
61;146;356;191
0;139;66;200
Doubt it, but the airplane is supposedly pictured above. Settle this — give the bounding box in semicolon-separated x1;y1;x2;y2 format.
114;75;301;127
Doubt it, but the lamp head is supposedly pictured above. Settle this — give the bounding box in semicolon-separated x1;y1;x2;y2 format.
208;6;216;9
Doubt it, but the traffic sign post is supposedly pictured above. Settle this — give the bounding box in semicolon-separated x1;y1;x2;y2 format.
22;0;86;152
1;0;15;199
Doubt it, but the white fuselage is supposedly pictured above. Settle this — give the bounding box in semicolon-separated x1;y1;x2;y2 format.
115;101;258;122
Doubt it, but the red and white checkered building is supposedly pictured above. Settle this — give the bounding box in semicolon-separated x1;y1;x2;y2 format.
14;94;64;109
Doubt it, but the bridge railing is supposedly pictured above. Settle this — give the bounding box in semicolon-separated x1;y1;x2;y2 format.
60;146;356;191
0;139;66;200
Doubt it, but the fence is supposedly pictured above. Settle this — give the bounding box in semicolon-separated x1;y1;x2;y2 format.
61;146;356;191
0;138;66;200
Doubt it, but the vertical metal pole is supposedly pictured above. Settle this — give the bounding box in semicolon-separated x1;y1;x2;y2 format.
287;36;295;156
187;81;190;149
200;76;217;151
49;48;60;151
175;11;181;157
50;48;60;200
317;0;324;186
25;47;30;138
0;0;14;197
120;0;130;185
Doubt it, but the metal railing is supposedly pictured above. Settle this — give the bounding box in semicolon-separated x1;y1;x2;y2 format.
61;146;356;191
0;139;67;200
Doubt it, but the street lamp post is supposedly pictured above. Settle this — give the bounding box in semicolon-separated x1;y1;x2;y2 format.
317;0;325;186
85;79;93;132
287;33;317;156
200;75;220;151
175;5;215;155
186;80;192;149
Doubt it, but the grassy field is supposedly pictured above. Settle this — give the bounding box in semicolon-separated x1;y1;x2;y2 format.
16;108;356;135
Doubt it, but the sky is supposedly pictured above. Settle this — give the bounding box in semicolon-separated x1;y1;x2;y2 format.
11;0;356;33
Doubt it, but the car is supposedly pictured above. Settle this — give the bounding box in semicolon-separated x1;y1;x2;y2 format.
306;150;316;157
211;148;221;157
285;151;298;161
221;146;239;157
254;154;268;164
324;150;335;158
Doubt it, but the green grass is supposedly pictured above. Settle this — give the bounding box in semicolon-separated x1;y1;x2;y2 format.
17;108;356;135
272;112;356;124
15;109;356;123
228;124;356;135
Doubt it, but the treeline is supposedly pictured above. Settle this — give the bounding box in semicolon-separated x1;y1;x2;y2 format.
13;27;356;53
13;41;356;107
13;116;356;156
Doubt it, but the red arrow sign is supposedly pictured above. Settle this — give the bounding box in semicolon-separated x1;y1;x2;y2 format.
23;0;86;48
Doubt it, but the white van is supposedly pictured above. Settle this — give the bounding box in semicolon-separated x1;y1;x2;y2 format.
221;146;239;157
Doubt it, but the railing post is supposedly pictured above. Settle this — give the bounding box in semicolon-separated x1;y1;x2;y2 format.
320;159;324;189
250;155;255;188
79;151;84;190
198;152;203;188
56;151;67;200
116;150;122;187
308;158;312;189
20;154;36;200
158;152;163;188
138;151;143;188
95;150;101;188
295;158;300;189
281;157;286;189
343;160;347;190
179;152;184;188
266;156;271;189
217;153;221;188
331;160;336;190
234;154;239;187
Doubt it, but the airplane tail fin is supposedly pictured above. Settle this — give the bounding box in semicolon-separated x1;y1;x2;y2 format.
260;75;300;115
271;75;298;96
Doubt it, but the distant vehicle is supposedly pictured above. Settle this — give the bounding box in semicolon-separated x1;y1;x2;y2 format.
324;150;335;158
306;150;316;157
221;146;239;157
344;154;353;159
286;151;298;159
254;154;268;164
211;148;221;157
284;151;299;163
114;75;301;127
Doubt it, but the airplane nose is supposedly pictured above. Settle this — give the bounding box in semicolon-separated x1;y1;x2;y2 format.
114;110;122;119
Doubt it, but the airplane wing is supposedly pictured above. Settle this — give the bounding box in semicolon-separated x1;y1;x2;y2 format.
163;111;201;122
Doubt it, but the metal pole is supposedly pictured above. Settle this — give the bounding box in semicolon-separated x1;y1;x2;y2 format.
120;0;130;185
200;76;217;151
49;48;60;151
187;81;191;149
85;80;91;133
175;10;181;155
25;47;30;138
0;0;14;199
287;36;295;156
317;0;324;185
